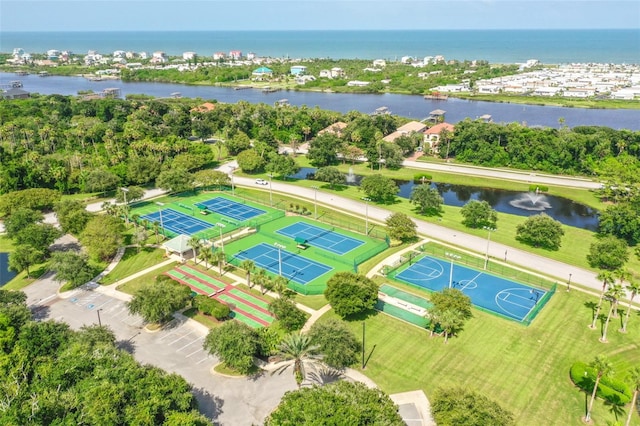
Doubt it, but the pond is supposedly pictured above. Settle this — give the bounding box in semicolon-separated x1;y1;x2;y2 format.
287;167;599;230
0;253;17;287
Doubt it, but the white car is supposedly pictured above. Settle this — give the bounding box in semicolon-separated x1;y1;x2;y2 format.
255;178;269;185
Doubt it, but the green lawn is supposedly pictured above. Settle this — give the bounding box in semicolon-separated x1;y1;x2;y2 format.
293;293;328;311
100;247;167;285
270;175;640;279
319;288;640;425
116;262;178;295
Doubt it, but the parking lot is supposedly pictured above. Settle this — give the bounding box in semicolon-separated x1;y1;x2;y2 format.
25;279;296;426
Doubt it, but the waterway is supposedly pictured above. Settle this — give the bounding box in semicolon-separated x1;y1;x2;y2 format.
289;167;599;230
0;253;17;287
2;72;639;130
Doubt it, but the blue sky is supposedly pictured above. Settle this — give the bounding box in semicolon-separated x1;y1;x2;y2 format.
2;1;639;31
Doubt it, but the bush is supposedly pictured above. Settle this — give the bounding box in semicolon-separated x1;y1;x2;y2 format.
569;362;632;405
529;184;549;192
413;173;433;182
268;298;307;332
193;295;231;320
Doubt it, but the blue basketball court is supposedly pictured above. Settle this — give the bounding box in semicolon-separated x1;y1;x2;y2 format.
276;222;365;255
394;255;548;322
196;197;265;222
141;209;213;236
234;243;333;285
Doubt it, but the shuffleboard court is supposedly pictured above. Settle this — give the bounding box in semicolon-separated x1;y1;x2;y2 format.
141;209;214;236
234;243;333;285
196;197;265;222
394;255;548;322
276;221;365;255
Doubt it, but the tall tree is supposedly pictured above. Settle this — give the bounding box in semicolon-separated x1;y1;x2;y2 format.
156;167;194;193
240;259;255;288
620;277;639;333
586;235;629;271
266;381;404;426
591;270;616;330
309;319;360;368
271;332;323;387
127;280;192;325
625;367;640;426
324;272;378;318
600;284;625;343
8;245;44;279
516;213;564;250
203;321;259;374
80;215;125;261
585;355;613;422
188;236;202;264
314;166;344;189
385;212;417;242
460;200;498;229
360;174;398;203
410;184;443;215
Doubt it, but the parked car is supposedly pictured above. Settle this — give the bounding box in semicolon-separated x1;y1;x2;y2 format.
255;178;268;185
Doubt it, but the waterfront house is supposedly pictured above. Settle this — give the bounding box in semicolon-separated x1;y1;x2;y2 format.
330;67;345;78
347;80;370;87
151;51;168;64
318;122;348;137
290;65;307;75
252;66;273;80
213;52;226;60
183;52;197;61
424;122;455;153
373;59;386;67
190;102;216;113
229;50;242;60
382;121;427;143
1;88;30;100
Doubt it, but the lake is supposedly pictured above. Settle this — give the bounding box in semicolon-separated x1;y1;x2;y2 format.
0;253;17;287
289;167;599;230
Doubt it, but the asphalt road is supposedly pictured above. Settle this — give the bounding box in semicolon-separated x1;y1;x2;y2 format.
232;171;604;294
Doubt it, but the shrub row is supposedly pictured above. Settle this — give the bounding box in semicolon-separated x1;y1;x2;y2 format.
529;184;549;192
193;294;231;320
570;362;632;405
413;173;433;182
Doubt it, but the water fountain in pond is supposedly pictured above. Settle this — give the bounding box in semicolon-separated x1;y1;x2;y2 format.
509;192;552;212
346;167;357;184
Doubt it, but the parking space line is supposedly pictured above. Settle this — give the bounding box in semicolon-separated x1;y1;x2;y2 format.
158;328;183;342
169;331;194;345
185;348;204;358
196;355;213;364
177;336;204;352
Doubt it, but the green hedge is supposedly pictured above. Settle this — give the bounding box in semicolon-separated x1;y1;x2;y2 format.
529;184;549;192
413;173;433;182
570;362;632;405
193;295;231;320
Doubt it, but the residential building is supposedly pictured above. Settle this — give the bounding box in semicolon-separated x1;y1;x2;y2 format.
424;122;455;152
290;65;307;75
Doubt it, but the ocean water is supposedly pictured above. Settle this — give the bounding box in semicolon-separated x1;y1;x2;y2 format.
2;30;639;64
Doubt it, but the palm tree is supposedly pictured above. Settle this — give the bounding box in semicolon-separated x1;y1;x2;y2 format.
198;249;214;269
600;284;625;343
240;259;255;288
188;236;202;264
591;270;616;329
212;250;226;275
141;218;150;232
271;333;323;387
625;367;640;426
254;268;269;295
620;277;639;333
131;213;140;229
585;355;613;422
613;269;632;318
153;221;161;244
272;275;290;298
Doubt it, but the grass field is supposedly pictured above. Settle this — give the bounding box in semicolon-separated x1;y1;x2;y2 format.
261;169;640;278
116;262;177;295
100;247;166;285
223;215;388;294
319;288;640;425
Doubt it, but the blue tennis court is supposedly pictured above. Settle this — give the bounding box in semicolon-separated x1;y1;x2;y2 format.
196;197;265;222
234;243;333;285
276;222;365;255
394;255;548;322
141;209;214;236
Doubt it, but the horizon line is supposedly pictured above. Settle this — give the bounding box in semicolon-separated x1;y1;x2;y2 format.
2;28;638;33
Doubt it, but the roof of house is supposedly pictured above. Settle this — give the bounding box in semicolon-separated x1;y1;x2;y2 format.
425;122;455;135
162;234;193;254
190;102;216;113
429;109;447;116
318;122;348;135
253;66;273;74
397;121;427;133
